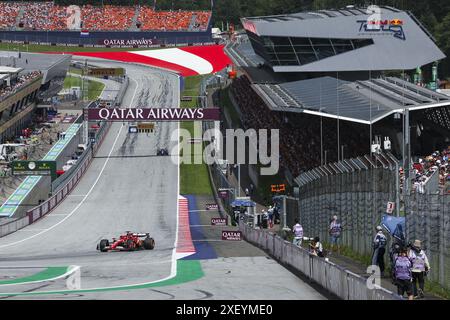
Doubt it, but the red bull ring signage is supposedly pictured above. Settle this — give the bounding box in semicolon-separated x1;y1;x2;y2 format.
84;108;220;121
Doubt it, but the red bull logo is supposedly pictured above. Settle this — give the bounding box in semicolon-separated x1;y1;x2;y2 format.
358;18;406;40
366;19;403;26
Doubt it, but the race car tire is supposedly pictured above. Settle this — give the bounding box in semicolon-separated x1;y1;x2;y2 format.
99;239;109;252
143;238;155;250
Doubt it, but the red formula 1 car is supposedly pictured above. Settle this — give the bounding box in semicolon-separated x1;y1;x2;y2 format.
97;231;155;252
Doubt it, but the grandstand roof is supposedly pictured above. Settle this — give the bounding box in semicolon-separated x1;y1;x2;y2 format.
240;6;445;73
252;76;450;124
244;6;403;23
0;51;71;83
0;66;23;74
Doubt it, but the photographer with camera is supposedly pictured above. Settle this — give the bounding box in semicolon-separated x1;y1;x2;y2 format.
309;236;325;257
408;240;430;299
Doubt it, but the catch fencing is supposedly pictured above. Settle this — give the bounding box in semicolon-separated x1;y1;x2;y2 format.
295;152;399;258
405;194;450;290
239;221;401;300
295;152;450;290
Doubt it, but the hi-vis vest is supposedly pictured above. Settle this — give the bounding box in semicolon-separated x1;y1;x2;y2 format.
410;250;426;272
293;224;303;238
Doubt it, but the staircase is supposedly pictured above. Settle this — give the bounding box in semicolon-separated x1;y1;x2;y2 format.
15;6;25;30
129;6;141;31
188;13;197;31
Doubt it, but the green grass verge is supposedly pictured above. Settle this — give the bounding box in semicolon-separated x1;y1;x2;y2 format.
322;243;373;266
68;67;82;75
219;86;242;127
63;75;105;100
180;75;204;108
425;280;450;300
179;75;213;196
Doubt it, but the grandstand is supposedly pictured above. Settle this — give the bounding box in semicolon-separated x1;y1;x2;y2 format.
0;2;211;32
0;51;71;142
225;6;450;183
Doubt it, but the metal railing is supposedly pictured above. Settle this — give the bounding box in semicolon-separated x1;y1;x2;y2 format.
239;221;401;300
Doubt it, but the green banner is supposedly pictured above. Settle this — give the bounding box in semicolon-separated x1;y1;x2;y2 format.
11;161;57;181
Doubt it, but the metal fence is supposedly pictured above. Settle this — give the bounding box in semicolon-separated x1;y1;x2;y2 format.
239;220;401;300
295;152;450;290
295;152;399;258
405;194;450;290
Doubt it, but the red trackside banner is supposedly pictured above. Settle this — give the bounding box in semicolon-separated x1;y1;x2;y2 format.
84;108;220;121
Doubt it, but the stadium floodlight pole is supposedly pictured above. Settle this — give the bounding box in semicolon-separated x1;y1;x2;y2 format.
404;108;411;196
238;164;241;197
369;70;373;157
320;79;323;166
320;114;323;166
336;71;340;162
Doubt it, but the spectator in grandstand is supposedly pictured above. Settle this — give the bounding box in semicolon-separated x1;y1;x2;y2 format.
393;247;414;300
372;226;387;277
408;240;430;299
409;147;450;192
329;215;342;254
292;218;303;247
0;71;41;99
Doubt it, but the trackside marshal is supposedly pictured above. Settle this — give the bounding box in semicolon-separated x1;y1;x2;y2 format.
85;108;220;121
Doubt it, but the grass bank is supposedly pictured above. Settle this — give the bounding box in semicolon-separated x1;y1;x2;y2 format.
179;75;212;196
63;75;105;100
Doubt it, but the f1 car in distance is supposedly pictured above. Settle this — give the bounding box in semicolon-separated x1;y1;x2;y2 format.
157;148;169;156
97;231;155;252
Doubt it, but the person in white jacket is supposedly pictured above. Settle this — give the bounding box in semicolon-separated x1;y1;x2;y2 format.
292;218;303;247
408;239;430;299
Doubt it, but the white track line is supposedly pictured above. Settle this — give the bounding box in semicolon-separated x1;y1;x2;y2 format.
0;67;184;295
0;69;141;249
0;266;79;287
0;125;124;249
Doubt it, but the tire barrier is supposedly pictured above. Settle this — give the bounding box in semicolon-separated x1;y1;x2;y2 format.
239;221;402;300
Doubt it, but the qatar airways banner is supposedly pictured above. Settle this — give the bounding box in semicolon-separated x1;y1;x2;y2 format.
100;38;160;47
84;108;220;121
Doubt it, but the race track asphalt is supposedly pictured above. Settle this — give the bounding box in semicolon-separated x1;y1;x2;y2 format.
0;59;325;300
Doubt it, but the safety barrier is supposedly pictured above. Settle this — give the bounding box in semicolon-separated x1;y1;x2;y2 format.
239;221;402;300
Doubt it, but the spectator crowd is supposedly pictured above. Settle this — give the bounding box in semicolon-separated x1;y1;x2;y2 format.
407;147;450;193
0;71;42;100
0;2;20;30
0;2;211;32
230;75;369;177
82;5;135;31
